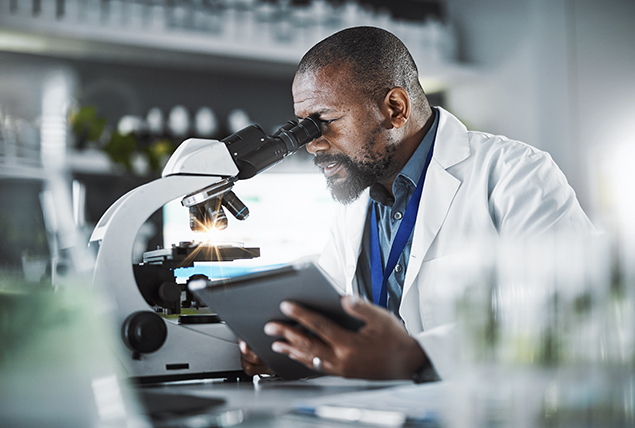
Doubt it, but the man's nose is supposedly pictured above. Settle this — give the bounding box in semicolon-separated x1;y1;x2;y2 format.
306;137;330;155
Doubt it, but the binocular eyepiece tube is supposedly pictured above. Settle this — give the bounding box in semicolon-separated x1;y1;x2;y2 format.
223;115;322;180
273;115;322;153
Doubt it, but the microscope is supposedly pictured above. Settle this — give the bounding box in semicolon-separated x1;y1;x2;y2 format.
90;116;321;383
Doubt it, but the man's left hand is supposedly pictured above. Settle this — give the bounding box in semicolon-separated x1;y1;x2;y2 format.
263;295;427;380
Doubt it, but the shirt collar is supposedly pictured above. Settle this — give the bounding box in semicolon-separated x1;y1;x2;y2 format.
369;107;439;205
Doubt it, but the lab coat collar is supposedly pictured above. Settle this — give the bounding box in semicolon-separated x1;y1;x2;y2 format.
432;107;471;169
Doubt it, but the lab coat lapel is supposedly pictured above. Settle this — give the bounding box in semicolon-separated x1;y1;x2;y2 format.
401;108;469;316
406;162;461;279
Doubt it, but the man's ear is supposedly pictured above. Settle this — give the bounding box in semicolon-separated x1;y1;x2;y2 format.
382;87;410;129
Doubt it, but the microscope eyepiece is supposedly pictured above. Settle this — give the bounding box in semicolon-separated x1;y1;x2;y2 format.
274;116;322;153
222;116;322;179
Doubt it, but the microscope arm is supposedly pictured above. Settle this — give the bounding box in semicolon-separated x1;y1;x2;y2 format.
90;175;224;318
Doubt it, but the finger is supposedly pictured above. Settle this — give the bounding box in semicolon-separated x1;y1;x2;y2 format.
238;340;276;376
241;356;275;376
267;320;335;369
267;321;329;359
239;340;263;365
341;295;392;324
270;339;310;366
271;340;333;374
280;301;349;347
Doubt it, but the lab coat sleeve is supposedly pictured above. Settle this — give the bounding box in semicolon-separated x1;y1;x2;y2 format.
488;144;594;236
413;324;457;380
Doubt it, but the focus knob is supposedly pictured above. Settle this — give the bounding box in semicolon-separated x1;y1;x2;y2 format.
122;311;167;354
158;281;181;303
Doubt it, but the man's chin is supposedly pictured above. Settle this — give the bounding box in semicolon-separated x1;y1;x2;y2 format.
326;177;366;205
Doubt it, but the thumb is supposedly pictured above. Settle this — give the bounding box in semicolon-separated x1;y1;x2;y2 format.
341;295;389;324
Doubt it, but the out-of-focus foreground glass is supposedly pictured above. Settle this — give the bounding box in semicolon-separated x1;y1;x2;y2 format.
443;233;635;428
0;167;150;428
0;68;149;427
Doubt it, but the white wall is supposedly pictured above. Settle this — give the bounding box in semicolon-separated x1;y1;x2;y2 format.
444;0;635;222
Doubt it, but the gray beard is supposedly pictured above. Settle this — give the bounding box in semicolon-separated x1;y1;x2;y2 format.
317;150;399;205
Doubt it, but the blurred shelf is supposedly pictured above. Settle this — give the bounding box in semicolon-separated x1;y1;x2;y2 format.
0;10;474;85
0;16;301;77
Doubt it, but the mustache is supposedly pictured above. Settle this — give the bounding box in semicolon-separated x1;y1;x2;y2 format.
314;153;353;169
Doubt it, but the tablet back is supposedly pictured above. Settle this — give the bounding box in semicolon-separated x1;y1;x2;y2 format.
190;261;363;380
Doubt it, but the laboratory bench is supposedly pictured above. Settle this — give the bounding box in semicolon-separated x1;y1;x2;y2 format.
134;375;442;428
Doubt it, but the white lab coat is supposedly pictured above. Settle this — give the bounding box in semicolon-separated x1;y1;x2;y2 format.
317;107;594;380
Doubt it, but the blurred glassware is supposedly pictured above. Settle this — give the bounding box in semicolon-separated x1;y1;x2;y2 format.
117;115;146;136
0;58;152;426
445;233;635;428
167;105;191;138
0;161;151;428
194;106;218;138
1;0;459;68
201;0;227;35
226;108;251;134
169;0;193;30
146;107;164;136
0;114;40;161
146;0;168;32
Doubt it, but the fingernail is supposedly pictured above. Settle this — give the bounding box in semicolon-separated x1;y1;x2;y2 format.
271;342;284;353
264;323;277;335
239;341;247;353
280;301;293;315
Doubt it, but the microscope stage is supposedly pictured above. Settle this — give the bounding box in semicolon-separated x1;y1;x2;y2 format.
142;242;260;268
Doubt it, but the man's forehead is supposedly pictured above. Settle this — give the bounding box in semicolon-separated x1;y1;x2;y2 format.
293;65;357;114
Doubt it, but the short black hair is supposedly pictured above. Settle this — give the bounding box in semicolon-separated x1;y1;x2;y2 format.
297;26;426;108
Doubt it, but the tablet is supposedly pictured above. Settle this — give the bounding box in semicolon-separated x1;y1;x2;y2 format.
189;259;364;380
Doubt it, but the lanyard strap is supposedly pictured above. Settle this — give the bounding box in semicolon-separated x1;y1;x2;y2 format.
369;141;435;307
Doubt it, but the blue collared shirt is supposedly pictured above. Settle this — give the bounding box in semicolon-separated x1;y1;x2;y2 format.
356;108;439;317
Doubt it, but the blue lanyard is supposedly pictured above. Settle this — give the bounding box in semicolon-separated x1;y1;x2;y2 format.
369;141;435;308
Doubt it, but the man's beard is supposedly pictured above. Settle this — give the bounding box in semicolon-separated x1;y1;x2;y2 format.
315;147;399;204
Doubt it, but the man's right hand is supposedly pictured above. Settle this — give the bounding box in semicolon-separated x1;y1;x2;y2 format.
238;340;275;377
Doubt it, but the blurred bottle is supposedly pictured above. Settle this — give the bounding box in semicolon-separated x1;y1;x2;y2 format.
38;0;59;20
226;108;250;134
169;0;193;29
117;115;146;136
83;0;101;26
146;107;164;137
62;0;81;23
146;0;168;32
194;106;218;138
167;105;191;139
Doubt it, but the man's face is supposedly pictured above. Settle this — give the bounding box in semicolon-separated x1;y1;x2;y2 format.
292;65;401;204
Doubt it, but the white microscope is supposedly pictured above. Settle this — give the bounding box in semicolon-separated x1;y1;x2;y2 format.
89;117;321;383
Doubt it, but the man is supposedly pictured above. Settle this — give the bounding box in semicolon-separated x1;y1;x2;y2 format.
240;26;594;381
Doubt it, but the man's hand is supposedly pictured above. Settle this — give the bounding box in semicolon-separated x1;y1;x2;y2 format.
238;340;275;377
263;295;427;380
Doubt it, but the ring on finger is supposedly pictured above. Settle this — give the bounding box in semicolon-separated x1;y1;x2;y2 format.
312;356;324;372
